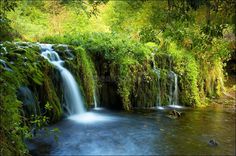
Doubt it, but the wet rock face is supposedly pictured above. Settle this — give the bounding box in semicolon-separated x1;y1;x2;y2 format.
1;42;63;121
17;86;36;106
98;65;123;109
17;86;38;117
100;81;123;110
93;53;123;110
52;44;75;60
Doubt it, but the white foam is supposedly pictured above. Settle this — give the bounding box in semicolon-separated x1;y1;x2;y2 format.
157;106;165;110
168;105;184;109
68;112;116;124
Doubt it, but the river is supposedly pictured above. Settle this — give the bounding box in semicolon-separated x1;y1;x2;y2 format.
28;106;235;155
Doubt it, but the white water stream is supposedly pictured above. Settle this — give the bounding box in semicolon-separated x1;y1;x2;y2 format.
39;44;85;115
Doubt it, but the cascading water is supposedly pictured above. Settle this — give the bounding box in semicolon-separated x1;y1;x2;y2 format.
152;53;163;109
154;68;162;106
39;44;85;115
169;71;180;108
93;90;98;108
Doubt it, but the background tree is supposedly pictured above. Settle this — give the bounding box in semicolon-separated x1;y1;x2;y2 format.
0;0;19;41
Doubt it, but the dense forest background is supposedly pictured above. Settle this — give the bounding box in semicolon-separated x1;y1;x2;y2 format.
1;0;235;41
0;0;235;155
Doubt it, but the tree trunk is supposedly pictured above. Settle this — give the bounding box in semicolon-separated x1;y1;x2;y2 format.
206;0;211;25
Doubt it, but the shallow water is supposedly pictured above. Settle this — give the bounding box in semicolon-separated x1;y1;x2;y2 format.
28;106;235;155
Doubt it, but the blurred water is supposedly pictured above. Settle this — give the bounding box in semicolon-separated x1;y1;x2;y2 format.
28;107;235;155
39;44;85;115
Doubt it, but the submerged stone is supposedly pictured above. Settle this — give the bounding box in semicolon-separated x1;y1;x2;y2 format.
208;139;219;147
167;109;182;119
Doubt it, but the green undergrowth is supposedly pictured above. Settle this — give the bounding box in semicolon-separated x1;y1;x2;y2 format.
41;32;231;109
0;42;61;155
0;42;97;155
0;32;231;154
0;41;98;155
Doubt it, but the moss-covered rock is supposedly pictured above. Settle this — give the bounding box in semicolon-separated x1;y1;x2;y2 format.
0;42;64;155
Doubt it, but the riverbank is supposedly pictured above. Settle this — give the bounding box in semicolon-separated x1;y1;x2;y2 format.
209;75;236;113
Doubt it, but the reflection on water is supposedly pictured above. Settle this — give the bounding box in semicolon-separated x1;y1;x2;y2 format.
28;107;235;155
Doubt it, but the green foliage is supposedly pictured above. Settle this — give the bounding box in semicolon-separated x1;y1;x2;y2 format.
0;69;28;155
0;42;63;155
40;28;232;109
0;0;20;41
42;33;159;110
5;0;109;41
0;1;234;154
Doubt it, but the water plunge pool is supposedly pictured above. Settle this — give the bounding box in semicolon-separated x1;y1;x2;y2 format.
28;106;235;155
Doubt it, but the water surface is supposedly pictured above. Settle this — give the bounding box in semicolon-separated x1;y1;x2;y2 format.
28;106;235;155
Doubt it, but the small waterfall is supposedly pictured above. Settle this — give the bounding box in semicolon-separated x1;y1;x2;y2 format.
154;68;161;106
152;53;162;108
93;88;102;110
39;44;85;115
169;71;178;106
93;92;98;108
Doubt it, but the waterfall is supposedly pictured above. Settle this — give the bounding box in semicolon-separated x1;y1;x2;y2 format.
152;53;162;108
93;90;98;108
169;71;178;106
154;68;161;106
39;44;85;115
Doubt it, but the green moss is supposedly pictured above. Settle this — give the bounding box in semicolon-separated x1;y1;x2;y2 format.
63;46;97;108
41;65;62;122
41;33;229;109
0;36;230;156
0;42;63;155
0;69;28;156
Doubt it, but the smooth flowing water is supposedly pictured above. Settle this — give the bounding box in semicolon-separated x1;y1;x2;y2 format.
28;106;235;155
39;44;85;115
169;71;179;107
93;88;99;109
152;54;163;109
154;68;161;107
152;53;181;109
